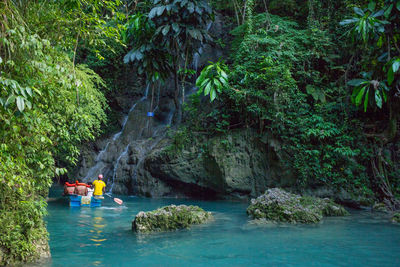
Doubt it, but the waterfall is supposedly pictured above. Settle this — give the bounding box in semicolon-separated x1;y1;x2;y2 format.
83;84;150;182
108;144;130;194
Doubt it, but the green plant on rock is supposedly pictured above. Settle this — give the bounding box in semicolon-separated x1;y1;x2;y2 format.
196;60;229;102
132;205;212;233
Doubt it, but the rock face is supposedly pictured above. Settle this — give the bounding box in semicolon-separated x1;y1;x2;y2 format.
132;205;212;233
246;188;349;223
141;129;294;199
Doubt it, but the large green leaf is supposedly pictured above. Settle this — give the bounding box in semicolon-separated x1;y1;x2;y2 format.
348;79;367;86
204;81;212;95
364;89;369;112
210;88;216;102
354;7;365;16
388;67;394;85
157;6;166;16
162;25;170;36
393;59;400;73
368;1;376;12
339;18;359;25
214;78;222;92
25;87;32;97
16;96;25;112
5;95;15;107
355;86;366;106
149;8;158;19
384;4;393;18
375;90;382;108
172;23;179;32
381;88;387;102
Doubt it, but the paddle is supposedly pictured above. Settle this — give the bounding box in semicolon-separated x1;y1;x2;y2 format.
105;193;123;205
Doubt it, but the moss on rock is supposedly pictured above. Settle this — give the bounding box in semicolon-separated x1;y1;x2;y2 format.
392;212;400;223
373;202;389;213
246;188;349;224
132;205;213;233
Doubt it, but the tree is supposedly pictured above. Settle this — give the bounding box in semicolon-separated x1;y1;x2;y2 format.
341;0;400;208
148;0;213;122
341;0;400;140
0;1;120;264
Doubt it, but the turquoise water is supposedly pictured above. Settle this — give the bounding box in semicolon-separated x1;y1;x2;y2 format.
44;191;400;266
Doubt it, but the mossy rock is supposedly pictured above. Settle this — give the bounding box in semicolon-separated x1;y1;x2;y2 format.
373;202;389;213
132;205;213;233
246;188;349;224
392;212;400;223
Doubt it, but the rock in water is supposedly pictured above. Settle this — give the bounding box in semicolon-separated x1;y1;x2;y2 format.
132;205;213;233
392;212;400;223
246;188;349;224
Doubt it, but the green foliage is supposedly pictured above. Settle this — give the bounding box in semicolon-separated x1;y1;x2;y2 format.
196;60;229;102
184;11;372;195
341;0;400;112
0;1;116;264
348;72;389;111
125;0;214;118
123;12;171;82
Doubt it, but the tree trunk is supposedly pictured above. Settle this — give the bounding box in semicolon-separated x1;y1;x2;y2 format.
172;42;182;124
387;100;398;141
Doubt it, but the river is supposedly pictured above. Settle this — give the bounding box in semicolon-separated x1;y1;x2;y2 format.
43;187;400;266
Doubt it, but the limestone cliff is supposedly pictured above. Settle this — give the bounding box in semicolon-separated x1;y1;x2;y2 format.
135;129;295;199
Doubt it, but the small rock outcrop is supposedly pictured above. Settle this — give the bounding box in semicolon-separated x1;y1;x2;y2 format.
246;188;349;223
392;212;400;223
372;202;389;213
132;205;212;233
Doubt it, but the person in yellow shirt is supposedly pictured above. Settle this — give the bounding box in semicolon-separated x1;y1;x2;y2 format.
93;174;106;198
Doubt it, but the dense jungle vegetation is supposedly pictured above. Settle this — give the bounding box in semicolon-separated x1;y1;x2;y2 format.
0;0;399;264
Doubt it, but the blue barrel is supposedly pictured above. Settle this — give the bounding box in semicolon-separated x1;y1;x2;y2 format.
69;195;81;207
69;195;102;207
147;112;154;117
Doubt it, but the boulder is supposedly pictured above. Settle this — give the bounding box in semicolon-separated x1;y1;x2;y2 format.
132;205;212;233
246;188;349;224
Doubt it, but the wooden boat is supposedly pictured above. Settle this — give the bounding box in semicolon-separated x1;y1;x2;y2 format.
69;195;102;207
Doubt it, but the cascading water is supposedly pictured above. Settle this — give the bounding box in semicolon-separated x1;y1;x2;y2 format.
108;144;130;193
80;21;214;195
81;83;175;195
83;84;150;183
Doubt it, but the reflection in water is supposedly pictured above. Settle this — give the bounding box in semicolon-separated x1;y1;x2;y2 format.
90;216;107;247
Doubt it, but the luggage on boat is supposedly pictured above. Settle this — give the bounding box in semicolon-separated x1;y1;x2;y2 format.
64;182;76;195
